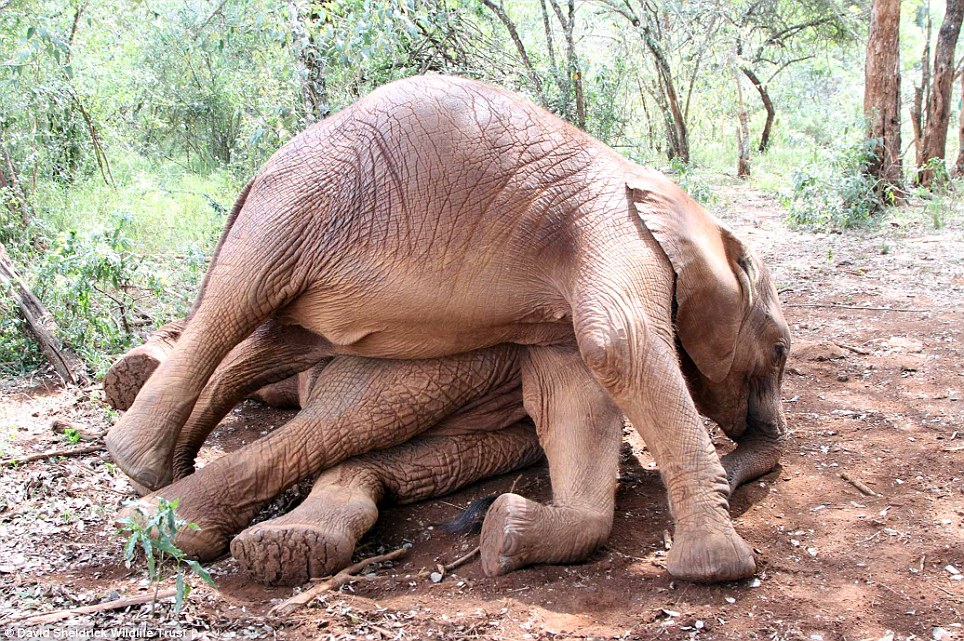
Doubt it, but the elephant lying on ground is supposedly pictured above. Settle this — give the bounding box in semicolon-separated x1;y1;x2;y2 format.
109;330;543;586
106;75;790;583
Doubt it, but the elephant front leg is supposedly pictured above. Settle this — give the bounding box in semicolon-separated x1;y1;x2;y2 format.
231;422;542;586
171;319;332;480
573;294;755;583
480;343;623;576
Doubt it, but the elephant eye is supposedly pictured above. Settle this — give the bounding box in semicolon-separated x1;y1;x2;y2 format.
773;343;788;364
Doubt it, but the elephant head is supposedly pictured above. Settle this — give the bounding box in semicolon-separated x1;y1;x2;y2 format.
628;178;791;492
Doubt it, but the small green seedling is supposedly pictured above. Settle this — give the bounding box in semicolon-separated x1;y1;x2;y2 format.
116;497;215;614
62;427;81;444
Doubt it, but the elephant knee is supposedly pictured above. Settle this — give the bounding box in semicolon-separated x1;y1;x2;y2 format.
575;310;648;394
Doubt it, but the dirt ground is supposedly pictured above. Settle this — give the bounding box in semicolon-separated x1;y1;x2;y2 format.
0;184;962;640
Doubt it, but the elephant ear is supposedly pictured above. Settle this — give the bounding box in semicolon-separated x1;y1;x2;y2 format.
627;177;751;383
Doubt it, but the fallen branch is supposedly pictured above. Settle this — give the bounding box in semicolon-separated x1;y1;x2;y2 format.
9;589;177;626
444;546;479;573
2;443;104;466
783;303;929;313
833;342;871;356
0;242;90;386
270;545;410;617
943;444;964;452
840;471;882;497
51;419;104;442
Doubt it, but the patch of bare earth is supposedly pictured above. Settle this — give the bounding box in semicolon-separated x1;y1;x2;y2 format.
0;184;962;640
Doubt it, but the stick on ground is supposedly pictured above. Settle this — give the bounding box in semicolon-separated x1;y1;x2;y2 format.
444;546;480;573
1;443;104;466
270;545;410;617
9;589;177;626
840;471;882;497
833;342;871;356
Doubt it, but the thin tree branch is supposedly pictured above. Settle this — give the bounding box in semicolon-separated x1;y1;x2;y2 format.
481;0;547;106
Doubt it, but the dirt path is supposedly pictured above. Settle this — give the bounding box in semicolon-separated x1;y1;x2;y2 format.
0;185;962;640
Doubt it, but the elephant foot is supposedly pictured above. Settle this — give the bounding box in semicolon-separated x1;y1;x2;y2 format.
231;521;358;586
103;345;166;411
665;520;756;583
231;485;380;586
479;493;610;577
105;427;174;492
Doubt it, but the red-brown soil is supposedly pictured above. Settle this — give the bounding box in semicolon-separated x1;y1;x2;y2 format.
1;185;961;640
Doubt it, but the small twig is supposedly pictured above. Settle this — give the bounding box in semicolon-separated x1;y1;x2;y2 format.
508;473;523;494
444;546;480;572
943;444;964;452
833;342;871;356
2;443;104;466
662;529;673;550
51;419;103;442
783;303;929;313
8;589;177;625
937;585;964;602
840;471;882;497
270;546;410;617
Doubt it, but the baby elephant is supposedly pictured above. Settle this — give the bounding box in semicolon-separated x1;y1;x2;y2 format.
107;75;790;583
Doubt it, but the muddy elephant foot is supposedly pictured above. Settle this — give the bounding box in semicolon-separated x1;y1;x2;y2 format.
103;345;167;411
231;520;362;586
665;519;756;583
231;482;380;586
479;493;610;577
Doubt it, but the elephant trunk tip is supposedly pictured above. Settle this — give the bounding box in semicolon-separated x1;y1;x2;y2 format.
720;426;786;493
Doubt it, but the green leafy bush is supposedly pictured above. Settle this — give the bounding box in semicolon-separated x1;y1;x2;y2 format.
782;138;884;229
116;497;215;614
668;158;717;206
33;215;158;374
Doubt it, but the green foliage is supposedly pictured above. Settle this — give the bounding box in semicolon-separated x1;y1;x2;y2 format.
62;427;80;445
668;158;717;206
924;194;953;230
116;497;215;615
782;138;884;230
0;0;938;380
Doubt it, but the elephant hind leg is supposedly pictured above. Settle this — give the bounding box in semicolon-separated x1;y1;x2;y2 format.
480;343;623;576
231;422;542;586
103;319;186;411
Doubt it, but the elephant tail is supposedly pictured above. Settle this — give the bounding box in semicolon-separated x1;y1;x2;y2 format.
438;495;498;535
186;179;254;321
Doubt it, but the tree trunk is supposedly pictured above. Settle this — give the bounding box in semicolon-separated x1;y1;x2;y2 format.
0;143;31;225
644;31;689;163
911;13;931;169
740;67;775;152
734;66;751;178
0;243;89;386
863;0;903;197
548;0;586;129
539;0;565;95
956;79;964;174
482;0;547;107
288;0;329;125
919;0;964;186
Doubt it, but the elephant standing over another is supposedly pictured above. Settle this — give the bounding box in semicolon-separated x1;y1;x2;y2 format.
106;75;790;583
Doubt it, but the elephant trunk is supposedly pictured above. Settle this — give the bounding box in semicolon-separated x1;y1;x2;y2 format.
721;383;787;493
